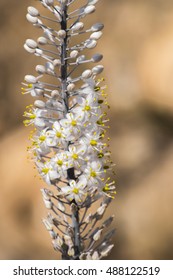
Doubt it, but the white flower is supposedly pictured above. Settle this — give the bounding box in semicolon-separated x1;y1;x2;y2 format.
83;160;105;187
61;176;87;203
60;113;84;140
73;92;101;121
36;161;60;185
67;144;87;168
79;127;106;153
51;152;70;178
31;129;50;155
46;121;67;148
23;107;46;128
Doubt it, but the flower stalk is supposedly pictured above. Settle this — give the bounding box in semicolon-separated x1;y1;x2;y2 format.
23;0;116;260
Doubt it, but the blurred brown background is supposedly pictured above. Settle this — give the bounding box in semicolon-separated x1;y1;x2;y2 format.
0;0;173;259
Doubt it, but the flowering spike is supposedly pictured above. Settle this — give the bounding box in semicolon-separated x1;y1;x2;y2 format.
23;0;115;260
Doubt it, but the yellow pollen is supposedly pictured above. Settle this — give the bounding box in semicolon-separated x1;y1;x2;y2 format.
29;114;36;119
98;152;104;158
57;160;63;166
73;188;79;194
90;171;96;177
84;105;91;111
72;153;78;160
71;120;77;126
90;140;97;146
39;135;46;142
28;84;33;88
94;86;100;92
56;131;62;138
42;168;49;174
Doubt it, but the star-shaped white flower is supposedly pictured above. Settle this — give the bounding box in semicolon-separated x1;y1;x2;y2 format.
36;161;60;185
61;176;87;203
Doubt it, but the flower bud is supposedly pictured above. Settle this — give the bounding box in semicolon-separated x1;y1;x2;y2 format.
70;50;79;58
92;65;104;74
93;229;102;241
35;48;43;56
26;39;37;49
36;65;46;74
25;75;37;84
85;39;97;49
57;202;66;212
42;218;53;231
49;229;57;239
92;53;103;62
84;5;96;14
76;55;86;64
92;251;99;260
53;59;61;67
90;31;103;40
57;30;66;39
45;0;54;6
68;247;75;257
71;22;84;31
100;245;114;257
34;88;44;96
97;203;107;216
26;13;38;24
82;69;92;79
34;100;46;108
24;44;35;54
51;90;59;97
27;6;39;17
67;83;75;92
45;62;55;73
43;199;53;209
37;37;48;45
91;23;104;32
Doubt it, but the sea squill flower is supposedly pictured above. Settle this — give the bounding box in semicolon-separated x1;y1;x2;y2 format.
23;0;116;260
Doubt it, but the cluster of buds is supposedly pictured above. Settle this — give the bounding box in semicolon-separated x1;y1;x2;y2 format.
23;0;116;260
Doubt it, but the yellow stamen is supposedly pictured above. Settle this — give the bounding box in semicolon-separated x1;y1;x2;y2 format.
84;105;91;111
56;131;62;138
42;168;49;174
72;153;78;160
90;140;97;146
90;171;96;177
39;135;46;142
57;160;63;166
73;188;79;194
71;120;77;126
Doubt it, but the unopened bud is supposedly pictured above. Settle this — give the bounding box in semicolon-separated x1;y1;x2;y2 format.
82;69;92;79
85;39;97;49
26;39;37;49
92;53;103;63
37;37;48;45
71;22;84;31
90;31;103;40
34;100;46;108
91;23;104;32
26;14;38;24
67;83;75;92
70;50;79;58
25;75;37;84
27;6;39;17
92;65;104;74
57;30;66;39
36;65;46;74
84;5;96;14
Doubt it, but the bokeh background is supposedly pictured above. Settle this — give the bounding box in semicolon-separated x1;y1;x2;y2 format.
0;0;173;259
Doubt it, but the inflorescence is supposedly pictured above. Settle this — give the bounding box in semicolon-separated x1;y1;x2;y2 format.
23;0;116;260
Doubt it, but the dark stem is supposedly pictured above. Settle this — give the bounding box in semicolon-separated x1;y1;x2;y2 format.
60;3;81;260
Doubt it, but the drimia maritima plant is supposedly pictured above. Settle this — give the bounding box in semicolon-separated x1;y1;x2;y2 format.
22;0;116;260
